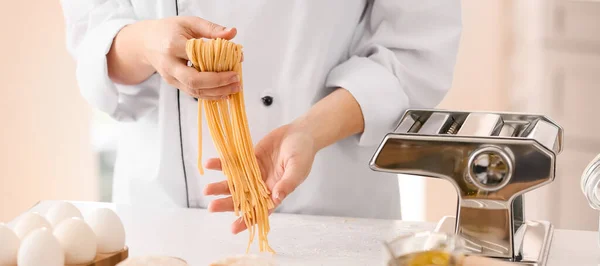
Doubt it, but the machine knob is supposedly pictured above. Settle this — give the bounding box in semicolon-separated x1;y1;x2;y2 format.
467;146;513;191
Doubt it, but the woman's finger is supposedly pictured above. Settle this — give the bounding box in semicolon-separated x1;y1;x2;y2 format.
176;82;224;100
172;62;239;89
169;35;191;60
231;217;246;234
180;17;237;40
231;209;274;235
172;18;235;60
160;74;222;100
198;82;240;97
270;164;306;206
205;158;222;170
204;181;230;196
207;196;234;212
160;61;239;99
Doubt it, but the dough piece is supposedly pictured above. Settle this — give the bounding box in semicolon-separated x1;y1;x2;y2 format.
186;38;275;253
116;256;188;266
210;254;276;266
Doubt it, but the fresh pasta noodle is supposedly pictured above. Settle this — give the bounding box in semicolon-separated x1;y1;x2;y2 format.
185;38;275;253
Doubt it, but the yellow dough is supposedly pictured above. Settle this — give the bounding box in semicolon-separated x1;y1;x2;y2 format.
185;38;275;253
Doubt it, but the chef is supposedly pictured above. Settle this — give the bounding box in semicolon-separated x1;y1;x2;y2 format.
59;0;461;234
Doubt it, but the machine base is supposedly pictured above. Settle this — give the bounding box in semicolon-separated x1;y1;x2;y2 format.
433;216;553;266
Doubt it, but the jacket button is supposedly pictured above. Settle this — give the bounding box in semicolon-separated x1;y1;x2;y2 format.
261;96;273;106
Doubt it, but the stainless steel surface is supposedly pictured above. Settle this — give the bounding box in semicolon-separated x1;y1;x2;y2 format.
525;120;561;154
467;146;513;191
394;115;417;133
369;109;563;265
370;134;554;259
394;109;564;153
418;112;453;135
457;113;503;136
434;217;553;266
499;124;517;137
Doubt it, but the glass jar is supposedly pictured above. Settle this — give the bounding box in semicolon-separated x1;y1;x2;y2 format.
580;153;600;246
382;231;465;266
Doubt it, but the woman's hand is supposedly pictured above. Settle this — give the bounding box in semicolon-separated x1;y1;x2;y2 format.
107;16;241;100
203;123;318;234
202;88;366;234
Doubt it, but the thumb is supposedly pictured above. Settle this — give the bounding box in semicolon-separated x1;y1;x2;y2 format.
181;17;237;39
271;165;306;206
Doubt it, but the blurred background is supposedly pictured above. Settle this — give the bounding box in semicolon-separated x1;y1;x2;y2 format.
1;0;599;232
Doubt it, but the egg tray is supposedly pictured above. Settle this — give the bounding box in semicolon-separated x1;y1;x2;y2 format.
69;246;128;266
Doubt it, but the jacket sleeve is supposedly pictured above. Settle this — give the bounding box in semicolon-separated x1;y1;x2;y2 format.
325;0;462;146
60;0;159;122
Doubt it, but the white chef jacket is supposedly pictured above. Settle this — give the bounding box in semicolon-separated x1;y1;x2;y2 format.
60;0;461;220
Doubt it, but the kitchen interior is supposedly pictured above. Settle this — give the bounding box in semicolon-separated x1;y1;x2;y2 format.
1;0;600;265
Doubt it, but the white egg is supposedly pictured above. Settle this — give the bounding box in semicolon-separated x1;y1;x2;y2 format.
17;227;64;266
0;223;20;266
87;208;126;253
13;212;52;239
45;201;83;227
54;217;97;264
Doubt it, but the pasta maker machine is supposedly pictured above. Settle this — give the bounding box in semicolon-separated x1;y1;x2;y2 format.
370;109;563;265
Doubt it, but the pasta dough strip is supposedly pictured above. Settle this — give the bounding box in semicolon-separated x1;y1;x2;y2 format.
186;38;275;253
